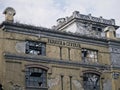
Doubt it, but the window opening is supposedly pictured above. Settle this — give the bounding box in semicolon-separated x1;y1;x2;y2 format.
82;48;98;63
25;67;47;88
26;41;46;56
83;73;100;90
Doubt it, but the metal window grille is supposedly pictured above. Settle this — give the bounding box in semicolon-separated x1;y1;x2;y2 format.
26;41;46;56
83;73;100;90
25;67;47;88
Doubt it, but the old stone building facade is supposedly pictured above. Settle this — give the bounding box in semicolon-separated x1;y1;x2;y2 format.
0;7;120;90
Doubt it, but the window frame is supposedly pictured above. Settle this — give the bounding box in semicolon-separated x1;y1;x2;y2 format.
25;40;46;56
82;48;98;63
25;66;48;89
83;72;100;90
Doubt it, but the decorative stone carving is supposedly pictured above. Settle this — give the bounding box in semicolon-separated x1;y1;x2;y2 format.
72;80;83;90
57;18;66;25
104;26;116;39
48;76;60;89
72;11;114;25
3;7;16;22
72;11;80;18
104;26;116;32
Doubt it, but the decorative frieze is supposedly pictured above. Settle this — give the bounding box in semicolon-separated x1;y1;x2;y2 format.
72;11;115;25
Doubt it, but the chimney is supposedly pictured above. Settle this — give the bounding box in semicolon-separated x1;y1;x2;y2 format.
104;26;116;39
3;7;16;22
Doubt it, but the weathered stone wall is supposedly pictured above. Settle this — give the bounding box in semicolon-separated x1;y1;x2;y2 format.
0;25;117;90
109;43;120;90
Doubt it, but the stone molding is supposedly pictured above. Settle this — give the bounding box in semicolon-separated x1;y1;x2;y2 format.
0;22;109;46
4;52;109;70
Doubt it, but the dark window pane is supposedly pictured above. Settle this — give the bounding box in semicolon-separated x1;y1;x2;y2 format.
83;73;100;90
25;67;47;88
26;41;46;56
98;28;102;32
30;72;42;77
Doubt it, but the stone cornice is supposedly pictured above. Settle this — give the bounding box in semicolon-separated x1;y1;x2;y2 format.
108;40;120;47
1;22;120;47
55;11;119;30
0;21;109;46
55;17;119;30
112;66;120;70
4;53;120;70
4;52;109;70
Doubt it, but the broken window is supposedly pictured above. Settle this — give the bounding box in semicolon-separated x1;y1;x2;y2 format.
82;48;98;63
26;41;46;55
25;67;47;88
92;26;103;37
83;73;100;90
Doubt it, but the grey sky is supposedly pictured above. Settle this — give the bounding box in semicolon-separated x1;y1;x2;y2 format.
0;0;120;33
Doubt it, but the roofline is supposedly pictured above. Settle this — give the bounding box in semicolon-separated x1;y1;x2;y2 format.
0;21;107;39
1;21;120;46
55;17;119;30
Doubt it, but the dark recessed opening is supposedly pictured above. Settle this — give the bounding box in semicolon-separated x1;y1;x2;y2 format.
30;72;42;77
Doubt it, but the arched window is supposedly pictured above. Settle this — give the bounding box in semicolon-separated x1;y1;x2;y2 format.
83;73;100;90
25;67;47;89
